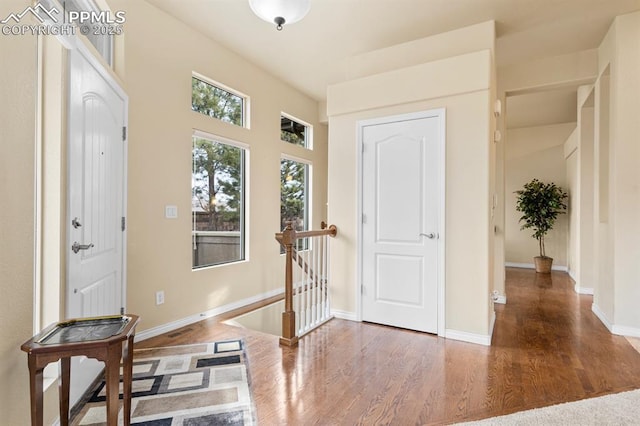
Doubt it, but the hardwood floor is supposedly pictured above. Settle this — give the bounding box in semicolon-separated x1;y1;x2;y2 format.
136;268;640;424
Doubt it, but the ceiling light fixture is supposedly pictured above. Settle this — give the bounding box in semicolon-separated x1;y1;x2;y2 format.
248;0;311;31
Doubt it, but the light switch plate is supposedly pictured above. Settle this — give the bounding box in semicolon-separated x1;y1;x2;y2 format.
165;205;178;219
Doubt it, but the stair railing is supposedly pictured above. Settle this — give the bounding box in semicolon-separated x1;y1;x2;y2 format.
275;222;337;346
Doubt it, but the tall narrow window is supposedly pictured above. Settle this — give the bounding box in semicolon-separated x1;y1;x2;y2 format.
192;75;246;127
192;135;246;268
281;114;312;149
280;157;309;234
64;0;114;65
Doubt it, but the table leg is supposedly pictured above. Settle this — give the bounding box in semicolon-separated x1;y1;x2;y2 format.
104;344;121;426
59;357;70;426
28;355;43;426
122;335;134;426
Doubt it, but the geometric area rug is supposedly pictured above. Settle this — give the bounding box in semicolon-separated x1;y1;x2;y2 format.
71;340;256;426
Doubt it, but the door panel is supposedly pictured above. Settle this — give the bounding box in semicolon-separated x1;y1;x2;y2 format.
362;114;441;333
79;273;118;316
376;254;423;305
67;48;127;406
376;136;423;243
83;96;118;257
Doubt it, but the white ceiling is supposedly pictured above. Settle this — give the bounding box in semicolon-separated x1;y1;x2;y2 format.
146;0;640;127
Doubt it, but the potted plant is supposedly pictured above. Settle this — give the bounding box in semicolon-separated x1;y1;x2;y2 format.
515;178;568;273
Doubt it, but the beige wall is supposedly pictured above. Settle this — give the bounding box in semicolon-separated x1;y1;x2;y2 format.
505;123;575;267
593;11;640;332
328;46;495;339
499;49;598;94
347;21;496;81
594;31;614;320
577;86;596;293
0;1;37;424
107;0;328;332
609;12;640;330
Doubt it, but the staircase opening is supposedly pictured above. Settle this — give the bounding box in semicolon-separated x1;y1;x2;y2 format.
224;300;284;336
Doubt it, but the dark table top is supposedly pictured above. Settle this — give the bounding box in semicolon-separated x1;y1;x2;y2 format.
38;316;131;345
21;314;140;354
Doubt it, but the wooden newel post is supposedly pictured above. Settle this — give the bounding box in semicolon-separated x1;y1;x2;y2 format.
280;222;299;347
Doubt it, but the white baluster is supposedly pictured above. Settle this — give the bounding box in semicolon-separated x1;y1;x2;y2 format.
293;247;300;335
311;236;317;326
325;233;330;319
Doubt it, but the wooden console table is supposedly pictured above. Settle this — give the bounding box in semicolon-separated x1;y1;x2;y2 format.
21;314;140;426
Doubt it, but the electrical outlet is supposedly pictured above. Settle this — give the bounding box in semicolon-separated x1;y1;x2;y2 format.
156;290;165;305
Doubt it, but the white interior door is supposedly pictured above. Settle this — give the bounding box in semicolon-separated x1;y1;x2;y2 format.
67;48;127;405
361;112;442;333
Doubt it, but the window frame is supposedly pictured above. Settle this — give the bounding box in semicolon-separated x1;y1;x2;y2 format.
191;130;250;270
192;72;250;129
63;0;114;66
280;112;312;150
280;154;312;235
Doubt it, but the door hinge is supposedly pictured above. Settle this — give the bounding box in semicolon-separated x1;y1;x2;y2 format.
362;213;367;224
121;216;126;231
361;284;366;295
120;307;125;315
122;126;127;141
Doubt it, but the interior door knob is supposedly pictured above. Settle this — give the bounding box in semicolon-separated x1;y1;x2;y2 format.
72;242;94;254
420;233;435;239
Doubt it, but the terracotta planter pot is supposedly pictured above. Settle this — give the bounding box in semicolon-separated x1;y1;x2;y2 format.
534;256;553;273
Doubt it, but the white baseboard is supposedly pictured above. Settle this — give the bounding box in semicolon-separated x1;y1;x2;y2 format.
331;309;357;321
592;303;640;337
505;262;568;272
338;313;495;346
613;324;640;338
445;328;492;346
567;271;594;294
592;303;613;332
575;284;594;295
135;288;284;342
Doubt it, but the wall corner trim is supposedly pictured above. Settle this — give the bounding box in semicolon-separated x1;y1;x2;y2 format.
592;303;613;332
445;328;492;346
134;288;284;342
489;311;496;336
331;310;358;321
568;269;578;283
575;284;594;295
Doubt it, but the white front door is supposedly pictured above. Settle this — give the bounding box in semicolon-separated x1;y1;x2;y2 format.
67;48;127;405
361;111;443;333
